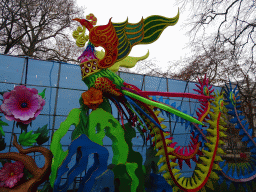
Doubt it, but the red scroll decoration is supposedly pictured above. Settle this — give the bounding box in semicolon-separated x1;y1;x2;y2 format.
89;19;119;69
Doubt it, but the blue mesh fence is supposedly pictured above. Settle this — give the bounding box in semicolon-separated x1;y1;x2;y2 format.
0;54;222;190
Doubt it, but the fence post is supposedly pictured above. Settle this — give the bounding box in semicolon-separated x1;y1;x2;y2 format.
50;61;62;143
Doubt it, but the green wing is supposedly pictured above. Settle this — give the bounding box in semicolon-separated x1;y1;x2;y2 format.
112;9;179;62
140;10;179;44
112;18;144;61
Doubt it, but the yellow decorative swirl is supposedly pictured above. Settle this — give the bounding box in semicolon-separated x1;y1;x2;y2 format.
72;26;89;47
96;50;149;72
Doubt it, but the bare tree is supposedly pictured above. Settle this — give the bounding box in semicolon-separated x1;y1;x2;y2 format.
175;0;256;65
169;42;245;86
0;0;84;63
126;0;256;83
237;74;256;134
43;36;85;64
0;0;24;54
123;58;174;78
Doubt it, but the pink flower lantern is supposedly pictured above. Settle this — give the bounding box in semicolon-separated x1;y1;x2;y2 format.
0;85;45;125
0;161;24;188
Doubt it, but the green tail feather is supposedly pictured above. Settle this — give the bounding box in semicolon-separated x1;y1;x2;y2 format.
122;89;204;126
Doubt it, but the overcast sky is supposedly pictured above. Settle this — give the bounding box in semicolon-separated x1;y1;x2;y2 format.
75;0;192;68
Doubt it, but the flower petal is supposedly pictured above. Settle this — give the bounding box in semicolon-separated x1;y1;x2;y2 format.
13;161;24;175
0;168;9;181
5;176;18;188
2;92;11;100
28;88;38;95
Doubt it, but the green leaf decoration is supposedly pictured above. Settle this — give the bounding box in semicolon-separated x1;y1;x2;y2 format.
71;109;89;141
72;97;111;141
123;123;144;192
98;97;112;114
87;108;129;165
0;117;8;137
38;88;46;99
144;145;160;188
126;163;139;192
18;130;40;146
112;164;132;192
0;159;11;167
34;124;50;145
50;108;81;188
23;167;33;180
0;135;6;151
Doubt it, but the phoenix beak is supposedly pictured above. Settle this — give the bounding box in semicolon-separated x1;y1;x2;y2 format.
73;18;81;23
